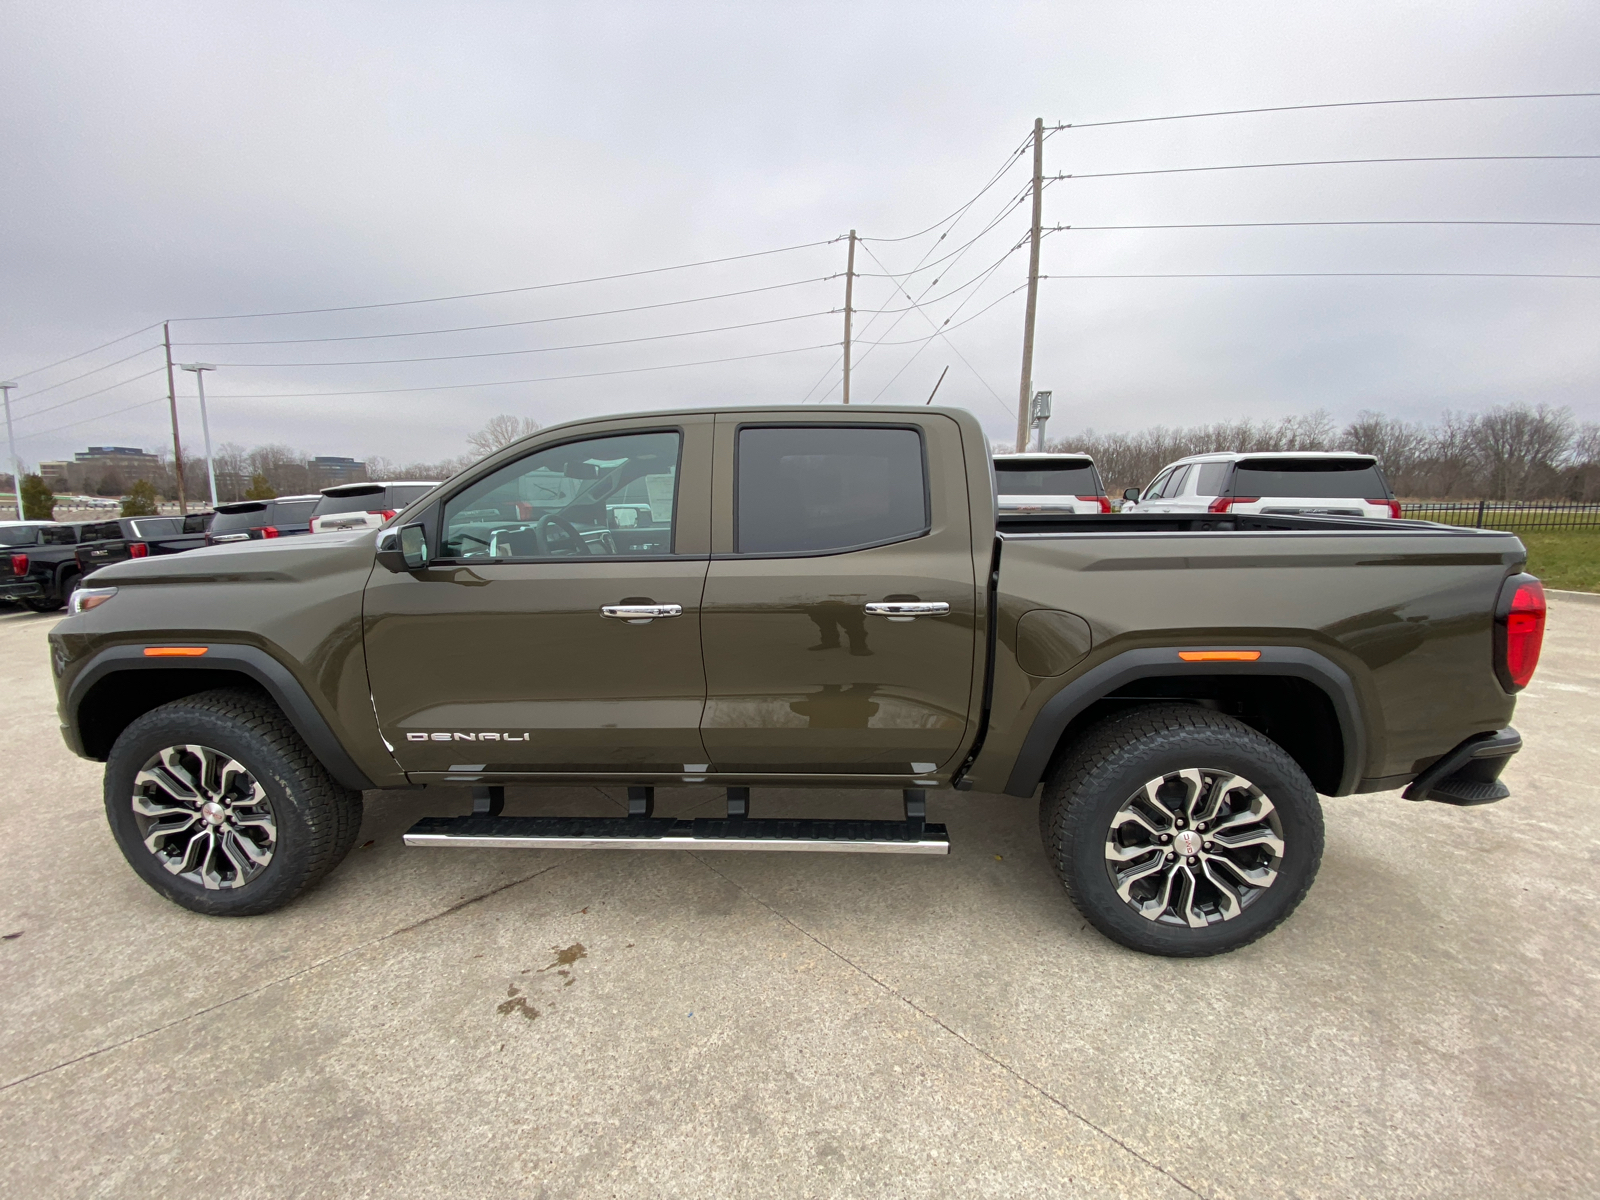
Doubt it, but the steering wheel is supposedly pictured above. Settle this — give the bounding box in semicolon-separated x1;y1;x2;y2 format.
532;513;590;556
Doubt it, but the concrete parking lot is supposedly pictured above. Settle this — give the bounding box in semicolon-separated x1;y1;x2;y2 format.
1;598;1597;1199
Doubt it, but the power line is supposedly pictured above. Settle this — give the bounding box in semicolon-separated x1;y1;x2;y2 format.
854;284;1028;346
8;322;164;381
850;187;1032;279
206;310;839;368
1055;155;1600;182
1043;271;1600;280
1050;219;1600;231
173;237;846;322
207;342;840;399
172;276;840;347
9;345;163;402
15;396;167;442
1050;91;1600;131
11;366;168;422
857;139;1032;244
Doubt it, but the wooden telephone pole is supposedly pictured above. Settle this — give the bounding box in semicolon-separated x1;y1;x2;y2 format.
1015;118;1044;451
163;321;187;515
841;229;856;403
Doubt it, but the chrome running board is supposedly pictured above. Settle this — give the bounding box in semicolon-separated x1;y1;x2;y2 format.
403;814;950;855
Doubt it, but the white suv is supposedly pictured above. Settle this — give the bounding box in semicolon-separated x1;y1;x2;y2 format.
1121;452;1401;518
993;453;1112;514
309;482;440;534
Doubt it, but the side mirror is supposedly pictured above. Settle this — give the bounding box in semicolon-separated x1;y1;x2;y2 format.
377;523;430;572
1122;487;1141;502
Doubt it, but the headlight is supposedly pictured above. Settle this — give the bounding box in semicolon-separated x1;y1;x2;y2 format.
71;586;118;614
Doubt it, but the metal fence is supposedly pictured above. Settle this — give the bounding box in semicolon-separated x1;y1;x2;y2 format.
1401;501;1600;530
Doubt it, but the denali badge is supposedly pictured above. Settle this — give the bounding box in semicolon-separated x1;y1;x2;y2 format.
405;732;533;742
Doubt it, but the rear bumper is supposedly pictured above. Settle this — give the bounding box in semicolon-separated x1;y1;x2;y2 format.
0;579;44;601
1403;727;1521;806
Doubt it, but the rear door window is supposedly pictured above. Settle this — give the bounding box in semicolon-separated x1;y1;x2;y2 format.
736;425;928;555
441;430;681;559
1232;459;1390;499
994;460;1102;496
1196;462;1230;496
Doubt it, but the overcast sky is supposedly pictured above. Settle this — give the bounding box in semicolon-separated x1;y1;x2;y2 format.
2;0;1597;471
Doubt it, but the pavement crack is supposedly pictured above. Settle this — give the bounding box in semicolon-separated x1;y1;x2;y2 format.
686;852;1212;1200
0;861;565;1095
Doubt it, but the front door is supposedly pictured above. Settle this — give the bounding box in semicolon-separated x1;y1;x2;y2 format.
364;419;713;778
698;415;978;777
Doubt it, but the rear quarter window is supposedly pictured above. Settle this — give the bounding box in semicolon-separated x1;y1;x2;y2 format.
1196;462;1230;496
1231;459;1389;499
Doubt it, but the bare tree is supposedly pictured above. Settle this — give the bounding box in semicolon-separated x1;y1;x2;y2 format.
1341;411;1429;494
466;414;541;457
1470;403;1574;501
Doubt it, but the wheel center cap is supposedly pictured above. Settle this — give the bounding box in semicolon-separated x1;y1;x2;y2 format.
201;801;229;826
1173;830;1203;856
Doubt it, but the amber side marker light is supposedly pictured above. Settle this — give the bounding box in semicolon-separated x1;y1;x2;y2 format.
1178;650;1262;662
143;647;209;658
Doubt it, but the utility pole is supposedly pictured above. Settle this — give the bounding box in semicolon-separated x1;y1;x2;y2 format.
179;363;219;508
841;229;856;404
1015;117;1044;452
163;322;187;515
1;381;21;519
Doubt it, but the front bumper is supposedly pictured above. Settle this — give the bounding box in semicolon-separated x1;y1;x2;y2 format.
1403;727;1521;806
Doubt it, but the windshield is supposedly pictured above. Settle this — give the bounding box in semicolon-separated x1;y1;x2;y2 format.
995;460;1102;496
0;526;40;547
1231;459;1389;499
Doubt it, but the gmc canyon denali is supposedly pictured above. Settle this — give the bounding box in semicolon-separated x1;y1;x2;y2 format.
48;405;1544;956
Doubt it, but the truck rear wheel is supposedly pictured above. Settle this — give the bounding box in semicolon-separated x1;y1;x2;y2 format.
1040;703;1324;957
103;688;363;916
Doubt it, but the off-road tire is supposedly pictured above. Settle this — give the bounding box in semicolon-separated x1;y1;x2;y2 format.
1040;703;1325;957
104;688;363;916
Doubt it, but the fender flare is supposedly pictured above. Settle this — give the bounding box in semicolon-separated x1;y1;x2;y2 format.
1002;646;1365;798
66;643;377;791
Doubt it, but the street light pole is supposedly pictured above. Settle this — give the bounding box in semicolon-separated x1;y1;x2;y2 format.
178;363;218;509
1;381;21;518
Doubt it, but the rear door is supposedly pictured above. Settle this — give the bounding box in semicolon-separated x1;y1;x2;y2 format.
698;413;978;777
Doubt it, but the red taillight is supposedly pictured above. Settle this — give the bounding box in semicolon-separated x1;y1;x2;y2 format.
1500;577;1546;690
1368;498;1402;519
253;526;280;539
129;542;150;558
1207;496;1259;513
373;509;398;521
9;553;26;577
1076;495;1113;514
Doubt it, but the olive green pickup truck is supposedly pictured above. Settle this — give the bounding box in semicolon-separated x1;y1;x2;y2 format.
49;405;1545;956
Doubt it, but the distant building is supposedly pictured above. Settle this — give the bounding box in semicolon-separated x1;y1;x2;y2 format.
38;446;162;494
307;456;369;490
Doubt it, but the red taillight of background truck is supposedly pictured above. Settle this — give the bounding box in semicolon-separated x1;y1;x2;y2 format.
1367;498;1403;518
1207;496;1258;513
129;543;150;558
1076;495;1112;514
253;526;280;539
1495;576;1546;691
9;553;27;577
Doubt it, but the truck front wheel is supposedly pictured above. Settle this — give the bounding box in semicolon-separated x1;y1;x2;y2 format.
103;688;363;916
1040;703;1325;957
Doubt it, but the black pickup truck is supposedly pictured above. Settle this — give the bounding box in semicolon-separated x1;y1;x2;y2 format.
75;513;213;577
2;520;103;612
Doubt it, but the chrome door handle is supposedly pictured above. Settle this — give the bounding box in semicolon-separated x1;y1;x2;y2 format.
864;601;951;622
601;603;683;624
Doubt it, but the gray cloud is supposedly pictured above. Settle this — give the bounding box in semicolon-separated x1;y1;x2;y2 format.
2;0;1597;470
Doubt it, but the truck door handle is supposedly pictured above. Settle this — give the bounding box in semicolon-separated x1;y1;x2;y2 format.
601;603;683;624
864;601;950;621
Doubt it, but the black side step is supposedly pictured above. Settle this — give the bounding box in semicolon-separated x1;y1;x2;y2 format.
404;814;950;855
